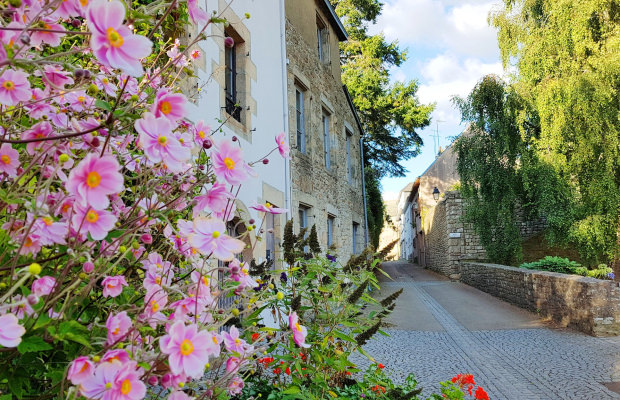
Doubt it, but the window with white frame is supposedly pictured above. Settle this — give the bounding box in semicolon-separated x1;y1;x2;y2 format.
316;15;329;63
299;205;310;253
327;215;335;248
352;222;359;254
224;29;243;122
322;110;331;169
295;85;306;153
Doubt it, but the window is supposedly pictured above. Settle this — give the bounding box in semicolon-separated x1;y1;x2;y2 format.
327;215;335;247
352;222;359;254
299;205;310;253
224;32;241;122
265;211;275;264
316;15;329;63
346;129;352;184
322;110;331;169
295;86;306;153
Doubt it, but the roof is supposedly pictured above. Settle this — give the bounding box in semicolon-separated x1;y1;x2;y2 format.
319;0;348;41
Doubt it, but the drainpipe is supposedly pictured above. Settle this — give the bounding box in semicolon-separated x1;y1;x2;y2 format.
279;0;291;220
360;137;369;248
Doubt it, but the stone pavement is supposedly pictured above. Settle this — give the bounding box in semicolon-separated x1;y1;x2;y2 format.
352;261;620;399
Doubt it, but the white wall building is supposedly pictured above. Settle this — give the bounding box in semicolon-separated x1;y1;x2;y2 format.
397;183;414;261
187;0;290;267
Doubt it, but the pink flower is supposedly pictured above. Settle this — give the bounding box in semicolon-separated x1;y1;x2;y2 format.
193;182;233;218
83;261;95;273
52;0;80;20
36;216;67;245
0;143;19;178
275;132;290;159
71;204;117;240
67;356;95;385
86;0;153;77
31;276;56;296
159;321;212;378
187;0;209;25
30;19;65;47
143;265;172;291
0;69;31;106
21;121;54;155
80;361;145;400
65;91;95;112
150;89;186;122
227;376;245;396
36;65;74;88
192;120;211;145
0;313;26;348
96;75;119;96
225;356;244;374
222;326;250;354
289;312;310;348
66;153;124;210
211;140;248;186
101;275;128;298
101;349;130;364
135;113;191;173
106;311;132;345
250;202;287;215
189;217;245;261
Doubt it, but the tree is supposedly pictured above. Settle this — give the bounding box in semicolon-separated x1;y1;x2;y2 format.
333;0;434;246
490;0;620;266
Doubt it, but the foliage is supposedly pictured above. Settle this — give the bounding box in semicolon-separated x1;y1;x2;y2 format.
520;256;614;280
333;0;434;178
488;0;620;266
365;167;385;249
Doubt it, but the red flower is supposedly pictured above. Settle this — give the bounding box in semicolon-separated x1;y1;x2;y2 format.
251;333;259;342
475;386;489;400
285;367;291;375
378;363;385;369
273;368;281;374
452;374;475;396
371;385;386;394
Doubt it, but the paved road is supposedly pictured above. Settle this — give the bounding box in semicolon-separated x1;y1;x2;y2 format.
353;261;620;399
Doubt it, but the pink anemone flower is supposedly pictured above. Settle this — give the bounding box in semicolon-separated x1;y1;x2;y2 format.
275;132;290;159
80;361;145;400
106;311;132;345
21;121;55;155
31;276;56;296
0;143;20;178
71;204;117;240
135;112;191;173
289;312;310;348
30;19;65;47
192;120;211;146
0;313;26;348
188;217;245;261
0;69;31;106
150;88;187;122
101;275;128;298
227;376;245;396
67;356;95;385
222;326;250;354
250;202;287;215
66;153;124;210
159;321;212;378
187;0;209;25
193;182;233;218
211;140;247;186
35;64;74;88
86;0;152;77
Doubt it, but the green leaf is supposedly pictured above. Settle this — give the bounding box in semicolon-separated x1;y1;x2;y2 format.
57;321;92;348
95;99;112;111
332;330;356;343
282;386;301;395
17;336;53;354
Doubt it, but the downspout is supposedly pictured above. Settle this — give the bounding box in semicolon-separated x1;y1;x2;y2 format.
279;0;291;220
360;137;369;248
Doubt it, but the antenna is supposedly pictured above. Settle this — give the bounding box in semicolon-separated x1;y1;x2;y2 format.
433;119;445;157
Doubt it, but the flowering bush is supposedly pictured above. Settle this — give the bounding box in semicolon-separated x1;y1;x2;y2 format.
0;0;295;398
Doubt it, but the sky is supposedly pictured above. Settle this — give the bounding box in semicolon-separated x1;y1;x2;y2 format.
371;0;506;200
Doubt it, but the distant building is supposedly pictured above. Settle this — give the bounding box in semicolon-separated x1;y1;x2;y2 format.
378;199;400;259
284;0;368;261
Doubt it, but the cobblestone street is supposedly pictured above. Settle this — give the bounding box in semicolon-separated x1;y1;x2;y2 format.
353;261;620;399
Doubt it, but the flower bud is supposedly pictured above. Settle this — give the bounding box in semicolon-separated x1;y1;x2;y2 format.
74;69;85;80
262;158;269;164
245;12;251;19
132;241;140;250
232;136;238;142
276;292;284;301
28;263;42;275
90;137;100;147
130;94;139;102
119;245;127;253
59;154;69;163
82;261;94;273
71;19;81;28
79;272;88;280
140;234;153;244
224;37;235;48
19;34;29;45
202;139;213;149
87;84;98;95
147;376;158;386
248;218;255;225
232;308;239;317
27;294;39;305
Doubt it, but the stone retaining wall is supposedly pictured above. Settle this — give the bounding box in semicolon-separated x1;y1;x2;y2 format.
460;261;620;336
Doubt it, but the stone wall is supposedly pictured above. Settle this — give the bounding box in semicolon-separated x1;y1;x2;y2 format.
460;262;620;336
424;191;486;277
285;9;367;261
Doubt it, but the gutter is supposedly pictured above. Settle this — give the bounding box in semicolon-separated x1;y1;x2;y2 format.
279;0;291;221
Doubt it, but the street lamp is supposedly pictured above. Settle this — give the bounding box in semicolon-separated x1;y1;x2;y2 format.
432;187;440;201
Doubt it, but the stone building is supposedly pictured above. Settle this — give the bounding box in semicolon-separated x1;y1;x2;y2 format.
284;0;368;261
378;198;400;260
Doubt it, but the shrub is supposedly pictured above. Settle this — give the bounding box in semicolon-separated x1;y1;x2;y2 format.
519;256;582;274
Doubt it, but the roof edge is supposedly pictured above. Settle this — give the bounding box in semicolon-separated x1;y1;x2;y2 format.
342;85;363;134
321;0;348;41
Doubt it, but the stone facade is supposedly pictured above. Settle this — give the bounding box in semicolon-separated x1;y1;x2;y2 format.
460;261;620;336
424;191;486;277
284;0;367;261
378;199;400;260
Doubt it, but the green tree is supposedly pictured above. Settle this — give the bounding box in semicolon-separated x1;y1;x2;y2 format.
490;0;620;265
333;0;434;245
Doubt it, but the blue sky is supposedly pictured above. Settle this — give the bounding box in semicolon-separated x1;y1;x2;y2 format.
369;0;506;200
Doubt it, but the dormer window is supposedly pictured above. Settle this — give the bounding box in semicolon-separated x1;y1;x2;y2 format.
316;15;330;63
